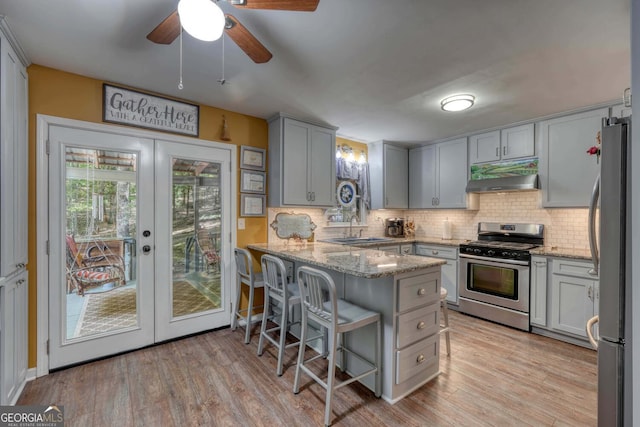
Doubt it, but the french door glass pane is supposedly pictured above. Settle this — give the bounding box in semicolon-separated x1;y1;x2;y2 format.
64;147;138;339
171;158;222;318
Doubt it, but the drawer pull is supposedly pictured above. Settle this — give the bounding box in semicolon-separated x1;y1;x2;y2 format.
416;354;425;364
431;250;439;255
417;288;426;296
417;321;426;330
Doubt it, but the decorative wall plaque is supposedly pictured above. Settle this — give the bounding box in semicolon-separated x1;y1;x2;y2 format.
270;213;317;240
103;84;199;136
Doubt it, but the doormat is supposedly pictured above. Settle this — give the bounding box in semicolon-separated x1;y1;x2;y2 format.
74;281;220;338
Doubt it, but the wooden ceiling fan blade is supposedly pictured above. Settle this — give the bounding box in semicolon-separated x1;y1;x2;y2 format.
229;0;319;12
147;10;180;44
225;15;273;63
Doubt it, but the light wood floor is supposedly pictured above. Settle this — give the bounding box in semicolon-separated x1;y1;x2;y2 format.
18;311;597;426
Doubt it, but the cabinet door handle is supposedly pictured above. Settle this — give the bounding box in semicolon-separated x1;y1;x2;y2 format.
533;261;546;266
17;279;25;285
588;285;593;301
417;321;426;330
311;192;315;201
306;192;310;201
416;354;425;364
503;146;507;156
385;197;389;206
417;288;426;296
432;250;439;255
496;147;499;157
435;197;439;206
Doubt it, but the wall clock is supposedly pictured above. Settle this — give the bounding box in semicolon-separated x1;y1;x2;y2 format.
337;180;356;208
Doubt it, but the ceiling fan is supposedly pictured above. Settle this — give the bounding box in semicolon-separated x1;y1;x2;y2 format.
147;0;320;64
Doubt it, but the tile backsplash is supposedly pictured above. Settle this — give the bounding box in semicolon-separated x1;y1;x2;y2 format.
267;191;590;250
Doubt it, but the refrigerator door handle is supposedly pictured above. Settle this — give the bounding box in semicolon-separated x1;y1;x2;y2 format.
588;173;600;276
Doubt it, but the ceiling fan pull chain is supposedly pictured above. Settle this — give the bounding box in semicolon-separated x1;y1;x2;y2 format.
178;26;184;90
218;33;226;85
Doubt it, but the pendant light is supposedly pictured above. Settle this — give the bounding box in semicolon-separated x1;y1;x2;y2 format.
178;0;225;42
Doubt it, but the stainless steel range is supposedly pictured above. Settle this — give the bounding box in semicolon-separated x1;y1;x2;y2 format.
458;222;544;331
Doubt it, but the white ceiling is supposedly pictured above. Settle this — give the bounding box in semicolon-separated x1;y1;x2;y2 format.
0;0;630;144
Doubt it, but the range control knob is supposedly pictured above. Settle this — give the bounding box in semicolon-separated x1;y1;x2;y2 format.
487;250;495;256
501;251;510;257
474;249;482;254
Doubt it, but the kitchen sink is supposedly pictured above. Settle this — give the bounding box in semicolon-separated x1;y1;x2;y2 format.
321;237;394;245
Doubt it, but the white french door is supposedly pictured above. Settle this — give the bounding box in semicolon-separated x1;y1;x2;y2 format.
47;123;232;369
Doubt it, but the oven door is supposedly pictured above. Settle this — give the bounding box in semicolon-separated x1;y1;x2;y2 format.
459;254;530;312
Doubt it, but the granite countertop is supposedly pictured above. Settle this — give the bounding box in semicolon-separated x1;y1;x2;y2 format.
346;237;468;248
247;242;445;279
530;246;593;260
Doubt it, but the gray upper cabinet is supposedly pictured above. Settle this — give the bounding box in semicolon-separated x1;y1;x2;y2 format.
469;124;534;164
409;144;436;208
409;138;467;209
0;23;28;278
469;130;500;163
369;141;408;209
268;114;337;207
539;108;608;207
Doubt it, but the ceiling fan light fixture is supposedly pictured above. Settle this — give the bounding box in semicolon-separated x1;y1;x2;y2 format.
178;0;225;42
440;94;475;112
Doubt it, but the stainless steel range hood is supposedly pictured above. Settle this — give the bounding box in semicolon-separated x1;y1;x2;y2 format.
466;174;539;193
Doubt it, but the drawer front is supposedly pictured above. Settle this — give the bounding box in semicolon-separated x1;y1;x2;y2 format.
552;258;598;279
397;272;440;312
415;244;457;260
400;244;414;255
395;334;439;384
397;302;439;349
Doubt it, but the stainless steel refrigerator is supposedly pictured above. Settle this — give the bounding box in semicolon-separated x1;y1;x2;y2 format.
589;116;632;426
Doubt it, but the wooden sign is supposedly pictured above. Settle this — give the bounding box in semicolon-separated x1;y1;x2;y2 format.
270;213;317;240
103;84;199;136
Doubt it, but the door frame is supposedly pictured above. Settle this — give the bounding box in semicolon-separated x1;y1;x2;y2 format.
36;114;238;377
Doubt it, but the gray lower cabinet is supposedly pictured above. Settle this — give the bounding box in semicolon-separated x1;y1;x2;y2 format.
1;270;28;405
529;256;548;327
414;244;458;305
549;258;599;339
376;243;413;255
539;107;609;207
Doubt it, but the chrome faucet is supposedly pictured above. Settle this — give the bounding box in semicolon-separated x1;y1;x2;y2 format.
349;216;358;238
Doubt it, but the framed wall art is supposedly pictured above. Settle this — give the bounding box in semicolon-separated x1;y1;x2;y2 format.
240;146;266;171
240;194;266;217
240;169;266;194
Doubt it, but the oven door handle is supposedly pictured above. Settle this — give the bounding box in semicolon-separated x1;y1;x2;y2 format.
459;253;530;266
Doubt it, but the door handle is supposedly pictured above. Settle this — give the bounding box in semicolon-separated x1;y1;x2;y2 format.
142;245;152;254
588;174;600;276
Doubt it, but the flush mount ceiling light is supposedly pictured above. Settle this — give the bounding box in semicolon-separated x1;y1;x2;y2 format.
178;0;225;42
441;94;475;112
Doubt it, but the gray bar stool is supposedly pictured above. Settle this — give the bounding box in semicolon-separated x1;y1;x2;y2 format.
293;266;381;427
440;287;451;356
257;254;302;376
232;248;264;344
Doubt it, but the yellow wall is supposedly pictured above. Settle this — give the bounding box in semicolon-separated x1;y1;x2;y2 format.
27;65;269;367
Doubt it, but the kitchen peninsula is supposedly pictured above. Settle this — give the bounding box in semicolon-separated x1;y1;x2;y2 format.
247;242;446;403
